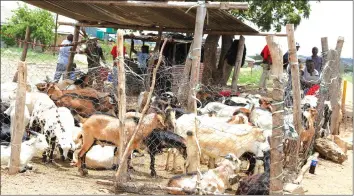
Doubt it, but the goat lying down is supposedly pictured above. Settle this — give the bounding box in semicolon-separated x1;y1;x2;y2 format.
1;131;49;173
167;153;241;195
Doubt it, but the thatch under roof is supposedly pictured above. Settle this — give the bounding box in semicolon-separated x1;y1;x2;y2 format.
22;0;260;35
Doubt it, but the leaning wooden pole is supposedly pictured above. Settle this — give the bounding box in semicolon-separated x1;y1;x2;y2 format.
286;24;302;173
315;37;329;138
53;13;59;56
8;27;30;175
231;35;245;94
65;25;80;79
329;36;344;135
116;29;127;183
266;35;284;195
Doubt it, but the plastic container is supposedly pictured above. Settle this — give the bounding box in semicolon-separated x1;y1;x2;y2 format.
309;157;318;174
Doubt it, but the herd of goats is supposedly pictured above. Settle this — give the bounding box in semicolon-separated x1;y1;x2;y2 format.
0;73;333;195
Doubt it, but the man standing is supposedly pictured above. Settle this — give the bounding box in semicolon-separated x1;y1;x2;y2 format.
53;34;73;82
110;40;127;94
283;42;300;72
259;45;272;92
307;47;323;74
81;38;106;91
131;41;150;74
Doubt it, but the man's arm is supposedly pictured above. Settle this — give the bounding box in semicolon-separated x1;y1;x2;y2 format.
131;41;137;54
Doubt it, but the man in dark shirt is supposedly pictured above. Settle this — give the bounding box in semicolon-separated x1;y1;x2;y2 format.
283;42;300;71
306;47;323;74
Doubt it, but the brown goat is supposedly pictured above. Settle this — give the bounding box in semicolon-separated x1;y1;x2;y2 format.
77;108;175;176
300;108;318;152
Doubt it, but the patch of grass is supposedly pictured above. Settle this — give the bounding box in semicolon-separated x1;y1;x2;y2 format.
343;72;353;83
227;66;263;86
1;47;57;63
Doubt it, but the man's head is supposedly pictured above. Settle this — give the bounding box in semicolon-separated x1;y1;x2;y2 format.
67;34;74;42
141;45;149;54
306;59;315;73
296;42;300;51
312;47;318;56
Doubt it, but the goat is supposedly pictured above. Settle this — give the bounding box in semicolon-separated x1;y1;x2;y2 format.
300;108;318;152
235;149;270;195
1;131;49;173
142;128;187;177
3;101;31;142
167;153;241;195
72;145;118;170
76;107;175;176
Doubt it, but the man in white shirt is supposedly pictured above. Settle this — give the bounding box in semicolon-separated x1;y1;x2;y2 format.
301;59;320;89
131;41;150;74
53;34;73;82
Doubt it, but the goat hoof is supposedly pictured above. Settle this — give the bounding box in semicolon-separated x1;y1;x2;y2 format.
60;155;65;162
150;172;157;178
26;165;33;170
19;168;27;173
111;164;118;170
78;168;88;176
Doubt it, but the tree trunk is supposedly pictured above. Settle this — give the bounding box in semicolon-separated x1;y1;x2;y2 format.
216;35;233;85
201;34;220;85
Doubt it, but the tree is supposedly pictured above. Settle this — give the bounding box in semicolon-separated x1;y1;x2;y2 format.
184;0;312;85
1;3;55;48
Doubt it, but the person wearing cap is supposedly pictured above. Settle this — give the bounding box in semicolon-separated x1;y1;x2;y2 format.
80;38;106;91
259;44;272;91
306;47;323;74
283;42;300;71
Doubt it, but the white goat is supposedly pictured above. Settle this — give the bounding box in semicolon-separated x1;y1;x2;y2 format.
4;101;31;137
72;145;117;170
1;132;49;172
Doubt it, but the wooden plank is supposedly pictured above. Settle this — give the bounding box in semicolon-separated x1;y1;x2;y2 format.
8;60;28;174
266;35;284;195
69;1;249;10
330;36;345;135
116;29;127;182
13;27;31;83
286;24;302;174
65;25;80;79
231;35;245;93
177;42;194;105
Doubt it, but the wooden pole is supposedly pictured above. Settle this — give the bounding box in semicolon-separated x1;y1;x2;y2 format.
330;37;344;135
8;27;30;174
13;27;30;83
145;28;162;91
115;39;168;185
53;13;59;56
231;36;245;93
65;25;80;79
177;41;194;106
315;37;329;137
286;24;302;174
342;80;347;122
187;4;206;112
266;35;284;195
67;1;249;10
116;29;127;183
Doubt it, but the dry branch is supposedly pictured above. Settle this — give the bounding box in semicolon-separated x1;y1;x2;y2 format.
115;38;168;184
231;35;245;93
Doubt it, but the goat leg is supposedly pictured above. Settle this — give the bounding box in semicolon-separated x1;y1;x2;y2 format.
58;147;65;161
149;152;157;177
165;150;171;171
48;139;56;163
172;149;177;172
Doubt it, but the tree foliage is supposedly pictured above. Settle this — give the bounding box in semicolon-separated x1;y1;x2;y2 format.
185;0;312;32
1;3;55;46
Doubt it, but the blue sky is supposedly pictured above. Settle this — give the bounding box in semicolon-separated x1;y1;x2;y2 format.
2;1;353;58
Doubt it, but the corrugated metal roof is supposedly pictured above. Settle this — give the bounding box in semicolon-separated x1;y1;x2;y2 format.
22;0;259;35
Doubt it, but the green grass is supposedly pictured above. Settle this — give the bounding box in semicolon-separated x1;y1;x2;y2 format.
343;72;353;83
227;67;263;86
1;47;57;63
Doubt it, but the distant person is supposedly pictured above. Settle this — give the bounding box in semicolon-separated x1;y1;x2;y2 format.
306;47;323;74
110;41;127;93
283;42;300;71
53;34;73;82
259;45;272;92
80;38;106;91
131;41;150;74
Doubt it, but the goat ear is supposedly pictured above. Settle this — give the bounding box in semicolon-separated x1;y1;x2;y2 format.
239;108;251;117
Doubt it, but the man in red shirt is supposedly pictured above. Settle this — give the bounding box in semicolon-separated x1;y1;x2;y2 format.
110;43;127;94
259;45;272;91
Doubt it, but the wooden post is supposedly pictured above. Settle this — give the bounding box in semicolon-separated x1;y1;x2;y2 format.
145;28;162;90
266;35;284;195
342;80;347;121
172;44;177;64
13;27;30;83
177;41;194;106
285;24;302;174
315;37;329;137
65;25;80;79
53;13;59;56
8;27;30;174
330;37;344;135
116;29;127;183
231;36;245;93
187;3;206;112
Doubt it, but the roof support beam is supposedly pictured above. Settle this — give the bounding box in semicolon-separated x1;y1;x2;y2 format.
67;1;249;10
58;21;287;36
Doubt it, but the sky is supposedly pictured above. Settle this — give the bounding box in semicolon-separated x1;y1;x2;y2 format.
1;1;353;58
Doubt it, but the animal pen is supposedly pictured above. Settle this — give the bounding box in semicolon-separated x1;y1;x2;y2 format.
1;0;348;195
